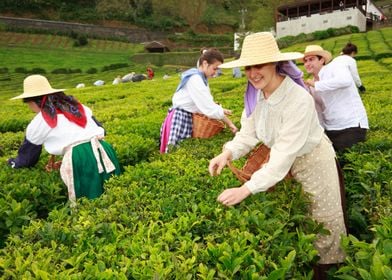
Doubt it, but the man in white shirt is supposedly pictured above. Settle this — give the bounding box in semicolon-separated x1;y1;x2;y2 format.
303;45;369;154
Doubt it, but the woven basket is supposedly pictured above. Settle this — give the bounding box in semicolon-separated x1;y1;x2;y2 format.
192;113;225;139
227;144;271;183
227;143;292;184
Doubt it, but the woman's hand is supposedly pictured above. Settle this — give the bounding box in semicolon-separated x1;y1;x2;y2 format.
208;150;232;176
223;109;232;115
304;79;315;87
217;185;252;206
228;123;238;134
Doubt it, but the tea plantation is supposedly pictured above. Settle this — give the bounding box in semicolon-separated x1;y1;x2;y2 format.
0;28;391;279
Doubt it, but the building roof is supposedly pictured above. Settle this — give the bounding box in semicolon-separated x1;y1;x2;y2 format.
144;41;170;52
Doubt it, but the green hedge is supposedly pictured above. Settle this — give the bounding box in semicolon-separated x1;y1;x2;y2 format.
131;52;200;67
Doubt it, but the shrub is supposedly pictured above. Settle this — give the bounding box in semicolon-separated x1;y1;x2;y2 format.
31;67;46;74
313;30;330;40
374;52;392;60
0;67;8;74
51;68;82;74
14;67;29;74
86;67;98;74
73;35;88;47
101;63;129;72
51;68;69;74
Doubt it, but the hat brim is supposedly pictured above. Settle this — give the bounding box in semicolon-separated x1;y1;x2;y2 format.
11;88;65;100
302;50;332;64
220;52;304;68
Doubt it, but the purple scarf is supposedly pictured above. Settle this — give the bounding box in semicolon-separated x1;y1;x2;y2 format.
244;61;306;117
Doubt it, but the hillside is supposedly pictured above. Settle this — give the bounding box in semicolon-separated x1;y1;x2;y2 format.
0;0;295;33
1;0;389;35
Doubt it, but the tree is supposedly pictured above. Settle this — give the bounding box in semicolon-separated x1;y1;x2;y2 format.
178;0;207;31
96;0;131;20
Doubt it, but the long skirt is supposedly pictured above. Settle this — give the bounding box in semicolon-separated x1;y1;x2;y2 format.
291;135;347;264
60;137;122;206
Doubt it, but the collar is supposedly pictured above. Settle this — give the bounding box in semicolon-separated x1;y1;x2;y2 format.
175;68;207;92
260;76;290;106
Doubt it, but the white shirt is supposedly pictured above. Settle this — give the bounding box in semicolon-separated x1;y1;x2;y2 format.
332;55;362;87
172;74;225;119
314;60;369;130
26;105;105;155
224;77;324;194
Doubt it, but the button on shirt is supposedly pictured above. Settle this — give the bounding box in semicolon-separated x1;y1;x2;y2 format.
172;74;225;120
314;60;369;130
224;77;324;194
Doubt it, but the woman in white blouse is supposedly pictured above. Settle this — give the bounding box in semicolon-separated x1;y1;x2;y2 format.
208;33;347;278
160;48;238;153
8;75;122;205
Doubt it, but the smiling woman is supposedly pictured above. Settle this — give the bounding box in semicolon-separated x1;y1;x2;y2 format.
209;32;348;279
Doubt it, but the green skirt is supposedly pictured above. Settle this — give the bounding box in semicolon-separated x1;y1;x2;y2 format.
71;140;121;199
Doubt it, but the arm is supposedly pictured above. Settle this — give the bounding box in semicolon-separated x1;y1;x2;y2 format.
92;115;106;136
222;115;238;134
8;138;42;168
244;97;314;194
224;110;259;160
186;76;225;119
348;59;362;88
315;65;353;92
209;109;257;176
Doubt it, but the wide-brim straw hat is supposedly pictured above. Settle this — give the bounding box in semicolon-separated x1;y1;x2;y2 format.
11;74;64;100
219;32;304;68
302;45;332;64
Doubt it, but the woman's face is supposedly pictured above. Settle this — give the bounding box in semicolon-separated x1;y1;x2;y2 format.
27;101;40;113
200;60;222;78
244;63;276;90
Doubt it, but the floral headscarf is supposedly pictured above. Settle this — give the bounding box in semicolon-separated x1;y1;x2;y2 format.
40;92;87;128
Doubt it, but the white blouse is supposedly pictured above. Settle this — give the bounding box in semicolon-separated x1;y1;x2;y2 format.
172;74;225;120
224;77;324;193
26;105;105;155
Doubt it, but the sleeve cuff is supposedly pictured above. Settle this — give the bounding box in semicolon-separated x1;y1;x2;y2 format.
244;180;260;194
7;158;16;168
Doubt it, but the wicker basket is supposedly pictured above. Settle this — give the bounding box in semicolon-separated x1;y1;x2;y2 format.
192;113;225;139
227;144;271;183
227;143;292;184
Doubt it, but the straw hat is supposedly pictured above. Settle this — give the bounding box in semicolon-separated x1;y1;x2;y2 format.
219;32;304;68
11;75;64;100
302;45;332;64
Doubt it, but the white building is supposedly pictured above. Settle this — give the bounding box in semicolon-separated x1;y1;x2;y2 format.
275;0;384;38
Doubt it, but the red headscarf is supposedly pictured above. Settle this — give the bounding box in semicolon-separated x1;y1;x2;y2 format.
40;92;87;128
